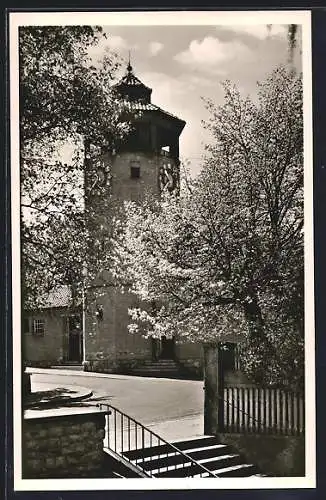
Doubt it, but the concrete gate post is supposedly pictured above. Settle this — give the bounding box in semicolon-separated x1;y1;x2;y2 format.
203;343;224;435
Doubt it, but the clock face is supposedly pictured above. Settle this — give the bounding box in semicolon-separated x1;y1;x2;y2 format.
89;159;112;194
97;166;107;186
159;162;178;193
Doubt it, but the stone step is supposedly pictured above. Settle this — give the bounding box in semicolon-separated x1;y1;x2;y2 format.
133;366;179;373
122;435;263;478
212;463;259;477
129;360;181;376
124;437;229;462
142;452;243;476
51;364;83;371
127;358;184;379
143;359;179;364
131;443;231;465
140;364;179;369
131;366;179;369
170;435;221;449
131;372;182;379
154;454;243;477
130;364;182;377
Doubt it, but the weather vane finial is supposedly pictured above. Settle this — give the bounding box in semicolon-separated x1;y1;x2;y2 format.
127;50;132;72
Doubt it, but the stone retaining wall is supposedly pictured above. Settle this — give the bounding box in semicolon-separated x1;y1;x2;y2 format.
83;355;149;373
23;407;107;478
178;358;203;378
218;432;305;477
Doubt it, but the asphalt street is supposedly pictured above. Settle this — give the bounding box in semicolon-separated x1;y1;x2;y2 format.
28;368;206;442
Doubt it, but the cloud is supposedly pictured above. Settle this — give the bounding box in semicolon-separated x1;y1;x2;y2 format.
106;35;129;50
140;71;187;104
135;71;224;177
174;36;251;69
149;41;164;56
86;34;141;67
86;37;108;61
188;74;223;87
222;24;287;40
86;35;129;62
141;71;214;103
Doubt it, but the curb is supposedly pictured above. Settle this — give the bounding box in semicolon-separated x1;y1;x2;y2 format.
27;367;203;384
25;388;93;409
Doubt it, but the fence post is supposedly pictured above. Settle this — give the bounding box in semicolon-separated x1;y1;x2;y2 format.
203;343;224;435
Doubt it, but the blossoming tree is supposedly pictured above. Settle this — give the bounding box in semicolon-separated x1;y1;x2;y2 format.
19;26;130;396
20;26;129;308
112;67;304;430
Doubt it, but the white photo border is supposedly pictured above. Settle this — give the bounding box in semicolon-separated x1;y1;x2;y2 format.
10;9;315;491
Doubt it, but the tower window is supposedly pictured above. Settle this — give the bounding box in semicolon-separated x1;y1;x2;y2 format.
130;161;140;179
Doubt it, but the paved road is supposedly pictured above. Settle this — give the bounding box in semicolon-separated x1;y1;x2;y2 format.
28;368;206;442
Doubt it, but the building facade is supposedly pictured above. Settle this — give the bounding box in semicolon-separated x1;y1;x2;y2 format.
24;286;83;367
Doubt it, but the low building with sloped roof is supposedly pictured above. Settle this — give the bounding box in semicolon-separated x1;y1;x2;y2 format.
24;285;83;366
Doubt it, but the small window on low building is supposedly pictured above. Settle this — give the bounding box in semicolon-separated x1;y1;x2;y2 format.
130;161;140;179
32;318;45;336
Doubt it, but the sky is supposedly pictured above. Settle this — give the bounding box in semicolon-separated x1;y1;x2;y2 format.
87;23;302;176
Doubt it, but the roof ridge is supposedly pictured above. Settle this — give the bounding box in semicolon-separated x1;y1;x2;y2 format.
122;99;185;123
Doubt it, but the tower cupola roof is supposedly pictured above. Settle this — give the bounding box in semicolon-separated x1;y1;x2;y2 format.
114;61;152;103
113;60;186;135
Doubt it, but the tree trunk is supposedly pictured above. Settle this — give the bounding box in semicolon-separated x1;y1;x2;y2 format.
203;344;224;435
243;299;264;340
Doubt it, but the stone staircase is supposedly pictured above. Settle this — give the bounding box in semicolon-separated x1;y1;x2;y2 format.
121;435;264;478
129;359;184;378
98;403;267;479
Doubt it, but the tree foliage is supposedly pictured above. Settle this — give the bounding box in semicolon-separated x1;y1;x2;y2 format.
20;26;128;308
112;67;304;391
20;26;127;145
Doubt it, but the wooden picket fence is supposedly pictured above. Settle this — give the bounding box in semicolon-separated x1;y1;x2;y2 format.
222;386;304;435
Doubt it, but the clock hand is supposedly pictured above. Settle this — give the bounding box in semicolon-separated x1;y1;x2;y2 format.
90;172;99;191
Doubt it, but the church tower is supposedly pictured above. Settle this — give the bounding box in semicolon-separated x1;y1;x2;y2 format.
83;63;187;373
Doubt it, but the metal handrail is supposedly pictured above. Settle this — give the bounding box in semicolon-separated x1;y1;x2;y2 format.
97;403;217;478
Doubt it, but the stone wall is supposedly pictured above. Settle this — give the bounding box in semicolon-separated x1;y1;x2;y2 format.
175;342;202;378
218;432;305;477
175;342;254;383
84;284;153;373
84;150;178;372
107;151;162;202
23;407;107;478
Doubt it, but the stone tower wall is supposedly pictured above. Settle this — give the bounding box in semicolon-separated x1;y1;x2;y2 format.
83;98;202;375
84;150;181;372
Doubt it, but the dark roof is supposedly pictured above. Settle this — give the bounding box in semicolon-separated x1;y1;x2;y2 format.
114;63;152;103
118;62;151;89
114;63;185;129
122;99;186;126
